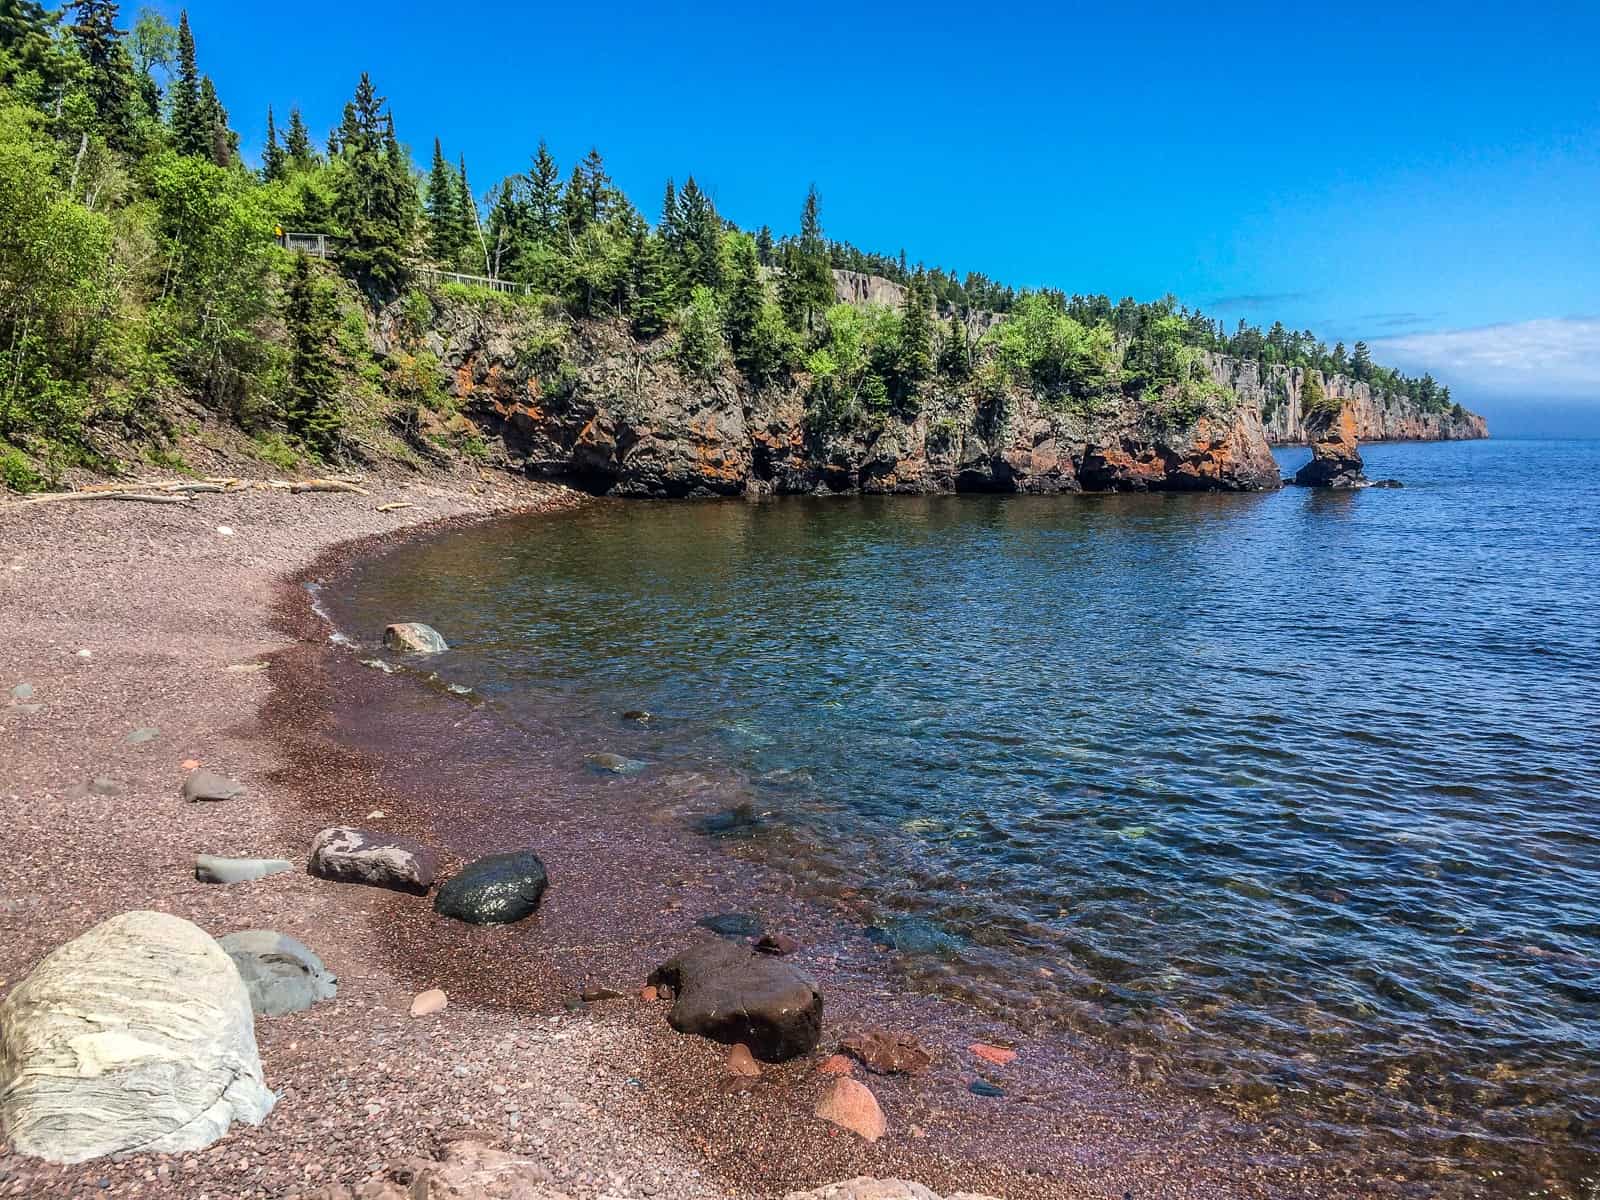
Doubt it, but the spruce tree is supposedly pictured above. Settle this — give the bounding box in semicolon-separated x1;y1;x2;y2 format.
197;74;232;165
938;315;971;380
455;154;482;271
630;230;675;339
169;9;204;156
659;178;679;247
1;0;65;92
282;254;342;454
894;272;934;399
755;224;774;267
579;147;610;225
676;177;720;291
527;140;560;244
426;137;460;263
560;163;588;236
331;73;419;292
70;0;136;147
778;184;833;332
723;233;764;358
262;106;285;181
284;106;313;170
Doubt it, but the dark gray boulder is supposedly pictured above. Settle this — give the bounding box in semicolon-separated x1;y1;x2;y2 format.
649;939;823;1061
433;851;548;925
307;826;437;894
218;930;337;1016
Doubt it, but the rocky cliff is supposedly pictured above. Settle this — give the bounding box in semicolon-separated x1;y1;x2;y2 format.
387;301;1281;499
1205;354;1487;444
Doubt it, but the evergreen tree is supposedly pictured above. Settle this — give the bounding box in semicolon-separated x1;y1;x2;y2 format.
282;253;342;454
579;146;610;225
425;137;460;262
455;153;482;271
560;162;588;235
70;0;136;147
778;184;833;333
261;106;285;181
527;140;560;244
659;178;679;247
1350;340;1372;381
723;233;764;357
197;74;232;165
331;73;418;292
894;272;934;398
630;227;673;338
1;0;65;93
334;100;357;152
938;315;971;380
169;9;205;156
755;224;774;266
284;106;314;170
675;176;720;291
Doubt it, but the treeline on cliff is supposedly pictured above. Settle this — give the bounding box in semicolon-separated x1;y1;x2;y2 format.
0;2;1450;490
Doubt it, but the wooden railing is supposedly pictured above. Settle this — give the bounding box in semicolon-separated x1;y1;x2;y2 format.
278;231;333;258
416;267;535;296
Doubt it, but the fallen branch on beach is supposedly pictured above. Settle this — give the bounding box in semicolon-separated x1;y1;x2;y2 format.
12;490;194;506
376;501;413;512
288;478;370;496
3;474;377;510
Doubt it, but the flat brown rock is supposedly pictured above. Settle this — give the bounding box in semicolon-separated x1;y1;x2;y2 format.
842;1028;933;1075
814;1077;887;1143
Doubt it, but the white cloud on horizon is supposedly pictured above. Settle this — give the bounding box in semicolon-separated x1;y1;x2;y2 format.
1369;317;1600;401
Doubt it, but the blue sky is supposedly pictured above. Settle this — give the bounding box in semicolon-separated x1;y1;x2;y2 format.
174;0;1599;435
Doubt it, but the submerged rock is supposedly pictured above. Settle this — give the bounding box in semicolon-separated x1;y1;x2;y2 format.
433;850;549;925
841;1028;934;1075
307;826;438;894
697;911;763;939
864;916;961;957
382;622;449;654
0;911;274;1163
219;930;337;1016
649;939;823;1061
584;751;646;776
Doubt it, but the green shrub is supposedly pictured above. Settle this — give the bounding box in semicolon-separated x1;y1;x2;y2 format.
674;286;725;379
987;294;1116;412
0;444;43;492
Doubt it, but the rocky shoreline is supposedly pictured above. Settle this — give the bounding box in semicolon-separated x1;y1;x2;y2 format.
1;473;1366;1199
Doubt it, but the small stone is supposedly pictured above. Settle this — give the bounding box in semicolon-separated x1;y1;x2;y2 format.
581;986;625;1003
180;758;201;770
76;648;91;658
814;1077;886;1142
383;622;448;654
969;1079;1005;1097
754;933;799;956
195;855;293;885
410;988;447;1018
10;683;33;701
640;985;659;1002
970;1042;1017;1066
216;526;235;537
181;770;245;803
817;1054;856;1077
126;727;159;745
367;810;386;819
622;710;651;723
726;1044;761;1078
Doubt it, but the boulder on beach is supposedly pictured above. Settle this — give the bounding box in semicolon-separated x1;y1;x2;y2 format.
181;769;246;802
219;930;337;1016
383;622;449;654
649;939;823;1061
0;910;274;1164
195;854;293;884
307;826;438;894
433;850;548;925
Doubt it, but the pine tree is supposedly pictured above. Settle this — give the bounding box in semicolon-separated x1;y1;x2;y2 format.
331;73;419;292
70;0;136;147
579;146;610;225
560;163;588;236
284;106;314;170
676;176;720;291
425;137;460;263
282;254;342;454
659;178;679;246
1;0;65;92
261;106;285;181
755;224;774;267
169;9;205;156
723;233;764;356
938;315;971;380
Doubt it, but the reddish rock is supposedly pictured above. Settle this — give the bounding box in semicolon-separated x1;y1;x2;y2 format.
640;985;658;1002
969;1043;1017;1066
409;988;447;1018
754;933;799;956
726;1044;761;1078
814;1077;887;1143
817;1054;856;1077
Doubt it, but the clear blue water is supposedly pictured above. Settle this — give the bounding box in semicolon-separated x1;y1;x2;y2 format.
334;439;1600;1192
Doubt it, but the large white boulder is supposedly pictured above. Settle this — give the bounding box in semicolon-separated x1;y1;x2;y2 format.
0;910;275;1163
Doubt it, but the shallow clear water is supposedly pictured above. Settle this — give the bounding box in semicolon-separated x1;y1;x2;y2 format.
334;439;1600;1192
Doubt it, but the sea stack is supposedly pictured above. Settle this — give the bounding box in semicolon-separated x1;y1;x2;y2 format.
1294;399;1368;489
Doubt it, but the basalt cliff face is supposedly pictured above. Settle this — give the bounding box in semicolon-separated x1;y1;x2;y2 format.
387;306;1281;498
380;274;1479;500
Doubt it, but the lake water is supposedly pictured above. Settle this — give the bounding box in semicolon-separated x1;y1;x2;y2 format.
330;439;1600;1194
